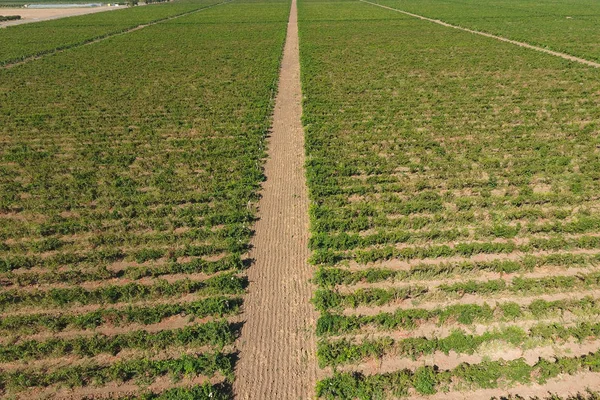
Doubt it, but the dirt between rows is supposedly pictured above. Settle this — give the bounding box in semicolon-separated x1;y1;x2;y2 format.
0;6;120;28
232;0;317;397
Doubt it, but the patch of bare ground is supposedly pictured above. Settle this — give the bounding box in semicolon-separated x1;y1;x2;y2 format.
0;211;47;222
232;0;317;397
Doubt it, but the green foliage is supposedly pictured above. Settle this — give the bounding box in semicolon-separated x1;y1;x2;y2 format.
318;322;600;367
316;296;600;336
92;382;232;400
0;320;236;361
0;1;290;397
0;15;21;22
372;0;600;63
313;252;592;288
412;366;437;394
313;285;427;311
0;296;242;335
302;0;600;397
0;352;233;392
316;351;600;398
0;274;246;310
0;0;226;66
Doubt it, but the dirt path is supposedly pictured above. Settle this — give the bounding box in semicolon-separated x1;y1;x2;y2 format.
232;0;317;398
361;0;600;69
0;6;121;28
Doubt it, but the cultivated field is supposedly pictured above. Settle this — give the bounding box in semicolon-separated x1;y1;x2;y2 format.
299;0;600;397
371;0;600;63
0;0;288;398
0;0;226;65
3;0;600;398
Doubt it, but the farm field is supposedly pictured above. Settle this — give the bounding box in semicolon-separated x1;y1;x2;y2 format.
369;0;600;63
4;0;600;398
0;0;289;398
299;0;600;398
0;0;223;66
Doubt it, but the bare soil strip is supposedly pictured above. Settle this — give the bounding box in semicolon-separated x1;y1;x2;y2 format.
1;1;229;69
232;0;317;397
360;0;600;69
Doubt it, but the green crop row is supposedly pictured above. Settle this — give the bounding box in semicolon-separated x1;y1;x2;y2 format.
317;350;600;398
1;253;244;287
0;319;235;361
314;253;598;288
4;224;251;257
314;271;600;311
1;204;251;242
316;296;600;336
309;216;600;250
311;200;592;234
0;296;242;335
313;286;426;312
319;321;600;367
0;352;233;393
311;235;600;266
0;274;247;310
0;241;238;272
114;382;232;400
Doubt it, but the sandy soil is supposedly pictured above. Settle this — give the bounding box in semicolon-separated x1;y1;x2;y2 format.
232;0;317;397
0;6;121;28
361;0;600;68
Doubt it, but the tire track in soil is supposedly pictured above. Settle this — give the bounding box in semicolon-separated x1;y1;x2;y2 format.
232;0;317;398
361;0;600;69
